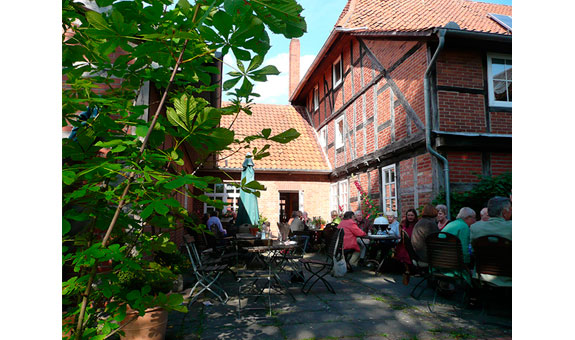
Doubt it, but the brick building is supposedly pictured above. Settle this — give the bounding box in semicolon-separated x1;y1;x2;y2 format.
285;0;512;219
190;0;512;231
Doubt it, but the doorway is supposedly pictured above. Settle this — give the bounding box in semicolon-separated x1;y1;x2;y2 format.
279;192;299;223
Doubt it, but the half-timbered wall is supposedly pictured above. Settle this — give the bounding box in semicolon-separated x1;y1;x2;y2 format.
298;37;511;216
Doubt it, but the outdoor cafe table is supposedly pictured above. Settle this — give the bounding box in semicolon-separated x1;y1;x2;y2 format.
241;241;298;301
359;234;399;273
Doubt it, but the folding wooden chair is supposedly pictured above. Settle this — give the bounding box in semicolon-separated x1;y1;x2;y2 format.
299;228;344;294
425;232;470;311
472;235;512;314
183;236;229;305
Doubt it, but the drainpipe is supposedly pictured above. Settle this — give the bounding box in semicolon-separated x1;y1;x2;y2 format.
424;29;451;219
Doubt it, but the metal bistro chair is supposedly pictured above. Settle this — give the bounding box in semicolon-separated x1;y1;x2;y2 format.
425;232;470;311
472;235;512;314
183;236;229;305
299;228;344;294
402;229;429;299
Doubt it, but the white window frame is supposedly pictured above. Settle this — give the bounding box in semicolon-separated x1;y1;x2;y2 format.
487;53;512;108
338;179;349;212
335;116;344;149
332;57;343;88
318;126;328;151
203;182;241;214
381;164;397;213
330;183;339;213
313;85;319;111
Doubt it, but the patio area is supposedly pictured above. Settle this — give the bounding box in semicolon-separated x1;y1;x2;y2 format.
163;254;511;340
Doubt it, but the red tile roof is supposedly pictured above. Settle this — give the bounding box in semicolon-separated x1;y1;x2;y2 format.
336;0;512;35
218;103;331;172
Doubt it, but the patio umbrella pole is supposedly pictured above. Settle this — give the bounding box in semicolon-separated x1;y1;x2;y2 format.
75;40;189;339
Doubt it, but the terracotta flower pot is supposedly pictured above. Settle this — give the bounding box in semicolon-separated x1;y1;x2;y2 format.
120;307;168;340
249;227;259;236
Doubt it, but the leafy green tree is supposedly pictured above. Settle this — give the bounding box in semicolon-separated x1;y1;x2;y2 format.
62;0;306;338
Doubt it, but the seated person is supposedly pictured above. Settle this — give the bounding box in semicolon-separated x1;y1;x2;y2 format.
411;204;439;263
438;207;476;288
443;207;476;265
385;210;401;240
288;210;305;233
470;196;512;286
337;211;366;270
330;210;341;225
355;210;373;262
435;204;450;230
207;210;227;237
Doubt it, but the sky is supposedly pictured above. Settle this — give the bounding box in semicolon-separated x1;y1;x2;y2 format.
222;0;513;105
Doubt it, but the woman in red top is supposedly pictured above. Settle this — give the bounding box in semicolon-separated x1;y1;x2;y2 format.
337;211;366;270
394;209;418;284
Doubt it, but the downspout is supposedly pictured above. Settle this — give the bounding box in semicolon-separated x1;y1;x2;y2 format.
424;29;451;219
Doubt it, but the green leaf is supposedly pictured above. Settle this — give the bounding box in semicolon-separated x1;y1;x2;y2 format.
232;47;251;61
154;202;169;215
261;128;271;138
111;144;127;153
244;180;266;191
135;125;149;138
63;219;71;235
247;55;264;72
86;11;111;31
270;128;300;143
63;170;76;185
167;293;184;306
253;65;280;76
140;204;155;220
223;76;241;91
212;10;233;36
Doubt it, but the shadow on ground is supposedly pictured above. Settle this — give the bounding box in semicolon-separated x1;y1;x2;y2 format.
162;253;511;340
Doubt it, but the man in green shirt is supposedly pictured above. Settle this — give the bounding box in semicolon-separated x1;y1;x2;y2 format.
470;196;512;287
443;207;476;264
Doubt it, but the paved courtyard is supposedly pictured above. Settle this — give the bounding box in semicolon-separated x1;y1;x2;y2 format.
164;257;511;340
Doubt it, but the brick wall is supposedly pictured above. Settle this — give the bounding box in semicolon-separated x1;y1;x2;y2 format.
491;152;512;176
448;151;483;184
490;111;512;134
438;91;486;133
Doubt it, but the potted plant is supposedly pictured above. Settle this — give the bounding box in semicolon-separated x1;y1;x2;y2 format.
114;263;182;340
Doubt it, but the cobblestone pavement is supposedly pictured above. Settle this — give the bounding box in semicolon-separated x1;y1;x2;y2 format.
164;256;511;340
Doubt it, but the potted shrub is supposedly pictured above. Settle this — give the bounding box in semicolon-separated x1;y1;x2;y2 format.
115;264;180;340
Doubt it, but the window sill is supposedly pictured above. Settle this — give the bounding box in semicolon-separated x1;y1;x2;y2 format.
488;105;512;113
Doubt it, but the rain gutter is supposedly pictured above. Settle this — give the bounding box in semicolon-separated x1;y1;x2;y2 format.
424;29;450;219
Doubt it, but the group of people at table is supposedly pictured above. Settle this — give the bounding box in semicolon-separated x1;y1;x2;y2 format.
298;195;512;288
203;195;511;289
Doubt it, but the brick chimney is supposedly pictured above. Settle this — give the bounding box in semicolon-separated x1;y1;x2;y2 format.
289;38;300;97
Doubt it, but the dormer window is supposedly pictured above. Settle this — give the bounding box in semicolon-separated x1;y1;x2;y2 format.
332;57;343;88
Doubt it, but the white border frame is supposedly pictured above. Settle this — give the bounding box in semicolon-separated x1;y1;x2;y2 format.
381;164;397;213
332;57;343;88
313;85;319;111
335;115;344;149
487;53;512;108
